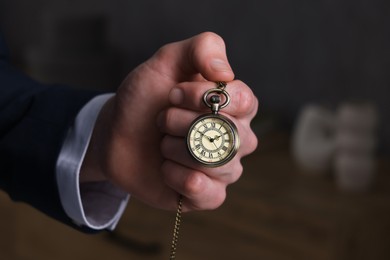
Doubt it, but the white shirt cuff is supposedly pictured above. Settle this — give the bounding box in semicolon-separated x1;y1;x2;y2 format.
56;93;130;230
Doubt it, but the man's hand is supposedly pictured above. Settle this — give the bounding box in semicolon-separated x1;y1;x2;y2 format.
81;32;258;212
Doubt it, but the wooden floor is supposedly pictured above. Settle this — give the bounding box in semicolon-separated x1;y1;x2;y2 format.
1;132;390;260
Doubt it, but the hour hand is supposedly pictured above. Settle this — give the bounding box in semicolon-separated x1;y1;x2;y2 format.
204;134;213;142
197;131;212;142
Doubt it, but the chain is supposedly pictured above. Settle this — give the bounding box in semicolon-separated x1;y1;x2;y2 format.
216;81;227;90
169;194;183;259
170;82;227;259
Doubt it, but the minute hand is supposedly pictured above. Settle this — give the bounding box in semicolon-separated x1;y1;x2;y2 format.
214;134;222;141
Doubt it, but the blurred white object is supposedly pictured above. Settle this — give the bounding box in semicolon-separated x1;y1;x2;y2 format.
292;101;378;192
335;153;375;192
337;102;378;133
335;132;376;153
292;105;336;174
334;102;378;192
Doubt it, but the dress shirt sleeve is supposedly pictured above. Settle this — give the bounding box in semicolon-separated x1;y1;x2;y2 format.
56;93;130;230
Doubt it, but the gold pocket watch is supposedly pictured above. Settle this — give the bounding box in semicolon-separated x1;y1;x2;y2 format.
187;81;240;167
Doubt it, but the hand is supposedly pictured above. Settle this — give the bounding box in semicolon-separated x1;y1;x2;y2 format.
81;32;258;212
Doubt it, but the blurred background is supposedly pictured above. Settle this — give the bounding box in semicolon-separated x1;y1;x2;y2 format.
1;0;390;259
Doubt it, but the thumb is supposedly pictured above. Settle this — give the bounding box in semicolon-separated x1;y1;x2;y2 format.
146;32;235;82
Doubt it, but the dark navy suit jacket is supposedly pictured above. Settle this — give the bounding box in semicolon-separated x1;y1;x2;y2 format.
0;33;98;232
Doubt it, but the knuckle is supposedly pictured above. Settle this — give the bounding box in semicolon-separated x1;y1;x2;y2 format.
191;32;226;55
227;161;244;184
228;80;256;116
208;190;226;210
214;160;243;185
151;42;178;67
197;31;224;45
183;172;205;197
235;162;244;180
183;173;228;210
247;127;259;151
248;132;259;153
237;87;255;115
241;127;258;156
201;32;223;42
238;93;252;115
156;42;174;58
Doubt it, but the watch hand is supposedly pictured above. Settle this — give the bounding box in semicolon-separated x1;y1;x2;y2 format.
214;135;222;141
197;130;205;136
197;131;210;141
204;134;213;142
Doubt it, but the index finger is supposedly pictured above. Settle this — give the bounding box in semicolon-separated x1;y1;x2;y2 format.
169;80;258;117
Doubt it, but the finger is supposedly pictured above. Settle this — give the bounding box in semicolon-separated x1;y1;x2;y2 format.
157;106;259;160
233;97;259;156
248;95;259;121
157;108;199;137
161;160;227;211
169;80;258;117
145;32;235;82
237;117;259;157
160;135;243;184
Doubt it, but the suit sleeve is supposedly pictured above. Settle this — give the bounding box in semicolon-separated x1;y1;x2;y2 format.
0;33;100;232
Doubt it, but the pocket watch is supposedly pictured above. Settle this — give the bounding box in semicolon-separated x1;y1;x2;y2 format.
186;82;240;167
170;82;240;259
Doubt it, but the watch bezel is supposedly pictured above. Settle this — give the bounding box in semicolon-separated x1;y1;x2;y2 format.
186;113;240;167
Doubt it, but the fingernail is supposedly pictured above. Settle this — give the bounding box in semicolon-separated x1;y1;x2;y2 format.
169;88;183;105
210;59;231;72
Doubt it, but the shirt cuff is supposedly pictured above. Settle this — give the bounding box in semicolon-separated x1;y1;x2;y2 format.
56;93;130;230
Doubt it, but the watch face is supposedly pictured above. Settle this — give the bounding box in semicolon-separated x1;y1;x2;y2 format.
187;114;239;167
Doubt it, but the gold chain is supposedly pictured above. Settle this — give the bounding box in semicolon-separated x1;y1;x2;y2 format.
216;81;227;90
170;82;225;259
169;194;183;259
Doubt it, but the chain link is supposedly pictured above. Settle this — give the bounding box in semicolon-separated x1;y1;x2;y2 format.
216;81;227;90
169;195;183;259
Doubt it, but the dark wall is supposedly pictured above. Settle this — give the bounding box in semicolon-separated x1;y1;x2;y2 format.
1;0;389;151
